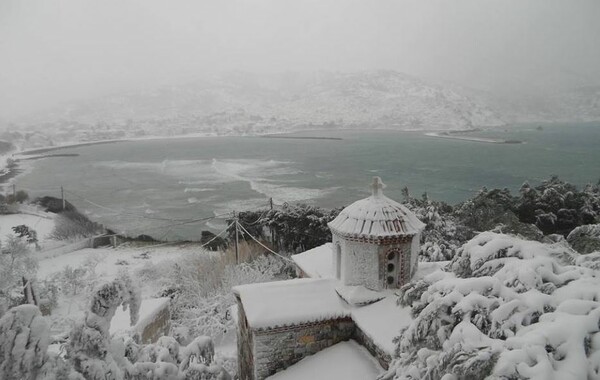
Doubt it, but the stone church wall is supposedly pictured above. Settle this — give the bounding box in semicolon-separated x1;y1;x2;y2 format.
352;325;392;369
236;295;255;380
252;318;355;380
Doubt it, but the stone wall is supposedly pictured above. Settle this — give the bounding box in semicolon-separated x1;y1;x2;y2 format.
252;318;355;380
236;295;255;380
139;303;171;344
353;325;391;369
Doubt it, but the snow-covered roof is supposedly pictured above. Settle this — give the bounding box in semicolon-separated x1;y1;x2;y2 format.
352;296;412;354
292;243;333;278
266;341;383;380
328;177;425;240
234;276;415;353
233;279;351;330
335;285;386;306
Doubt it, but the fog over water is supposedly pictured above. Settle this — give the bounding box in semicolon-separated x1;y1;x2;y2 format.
1;0;600;120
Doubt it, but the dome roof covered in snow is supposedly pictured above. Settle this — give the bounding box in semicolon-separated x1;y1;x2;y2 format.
328;177;425;241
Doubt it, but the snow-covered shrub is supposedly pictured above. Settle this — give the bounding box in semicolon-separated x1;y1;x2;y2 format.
0;272;231;380
169;253;292;341
59;265;88;296
402;190;459;262
125;335;230;380
454;187;516;233
233;203;342;253
50;211;103;241
66;271;141;380
0;235;38;313
0;304;49;380
382;232;600;380
12;224;39;248
567;223;600;254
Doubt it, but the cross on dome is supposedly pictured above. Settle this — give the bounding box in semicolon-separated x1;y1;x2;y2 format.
371;176;386;197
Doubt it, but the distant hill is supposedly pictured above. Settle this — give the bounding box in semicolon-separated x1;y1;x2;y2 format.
24;71;506;131
475;85;600;124
9;71;599;138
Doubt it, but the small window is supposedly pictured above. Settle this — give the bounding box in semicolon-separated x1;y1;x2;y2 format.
387;251;396;260
387;263;395;272
387;276;395;285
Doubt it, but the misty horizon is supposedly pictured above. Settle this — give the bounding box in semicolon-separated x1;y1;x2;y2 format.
1;0;600;122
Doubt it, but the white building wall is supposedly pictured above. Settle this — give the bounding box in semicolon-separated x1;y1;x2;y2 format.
341;239;380;290
410;232;421;277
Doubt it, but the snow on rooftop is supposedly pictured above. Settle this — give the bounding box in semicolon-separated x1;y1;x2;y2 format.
110;297;170;336
233;278;351;330
291;243;333;278
235;276;414;354
335;285;386;306
266;340;384;380
328;177;425;239
352;295;412;354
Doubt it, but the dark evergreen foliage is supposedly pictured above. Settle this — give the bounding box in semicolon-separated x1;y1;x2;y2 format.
227;203;342;253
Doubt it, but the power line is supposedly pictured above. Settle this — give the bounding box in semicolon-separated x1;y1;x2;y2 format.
132;221;233;250
122;211;234;235
236;220;294;263
241;208;270;226
62;187;276;241
63;189;198;222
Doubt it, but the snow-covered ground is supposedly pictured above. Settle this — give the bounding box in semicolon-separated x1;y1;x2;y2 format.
0;210;57;249
267;341;383;380
38;245;184;282
37;243;198;335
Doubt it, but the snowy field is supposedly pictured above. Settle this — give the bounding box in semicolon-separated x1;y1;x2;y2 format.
37;243;199;335
0;210;57;249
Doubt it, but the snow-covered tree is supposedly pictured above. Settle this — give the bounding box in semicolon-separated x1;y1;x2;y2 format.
381;232;600;380
0;270;231;380
0;235;38;313
0;305;50;380
402;190;459;262
66;271;141;380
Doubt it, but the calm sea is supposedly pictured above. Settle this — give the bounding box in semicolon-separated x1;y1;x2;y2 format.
14;123;600;240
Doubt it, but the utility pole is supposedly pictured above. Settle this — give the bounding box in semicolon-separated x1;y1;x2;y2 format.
233;211;239;265
61;186;66;211
269;197;275;248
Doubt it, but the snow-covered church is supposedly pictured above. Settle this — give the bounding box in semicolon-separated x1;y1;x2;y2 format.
233;177;427;380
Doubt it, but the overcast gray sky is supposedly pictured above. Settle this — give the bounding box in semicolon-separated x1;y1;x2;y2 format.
1;0;599;121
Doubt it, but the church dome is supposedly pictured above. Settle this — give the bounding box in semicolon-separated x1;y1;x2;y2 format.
328;177;425;241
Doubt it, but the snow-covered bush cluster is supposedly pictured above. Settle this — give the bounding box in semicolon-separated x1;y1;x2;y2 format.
0;236;38;314
567;224;600;254
154;251;292;342
49;211;104;241
0;271;231;380
399;177;600;262
401;189;461;262
382;232;600;380
0;304;50;380
232;203;342;253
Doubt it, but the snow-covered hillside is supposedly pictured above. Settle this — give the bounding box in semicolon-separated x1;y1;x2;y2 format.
6;71;507;144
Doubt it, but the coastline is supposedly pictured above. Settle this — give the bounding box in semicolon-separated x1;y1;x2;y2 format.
2;125;523;187
424;132;523;144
